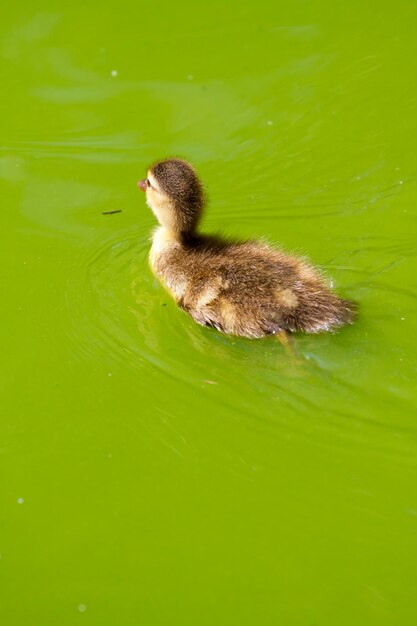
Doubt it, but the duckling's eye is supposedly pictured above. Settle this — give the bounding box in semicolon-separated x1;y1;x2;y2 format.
147;179;151;188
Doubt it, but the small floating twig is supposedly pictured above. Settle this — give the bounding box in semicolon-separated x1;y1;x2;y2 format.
102;209;122;215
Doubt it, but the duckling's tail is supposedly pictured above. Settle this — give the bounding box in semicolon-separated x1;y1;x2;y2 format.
338;298;357;326
286;293;357;334
312;295;356;333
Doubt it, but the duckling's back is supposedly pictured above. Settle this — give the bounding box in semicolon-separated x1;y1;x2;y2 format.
150;229;355;338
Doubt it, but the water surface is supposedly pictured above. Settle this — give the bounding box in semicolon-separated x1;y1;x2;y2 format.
1;1;417;624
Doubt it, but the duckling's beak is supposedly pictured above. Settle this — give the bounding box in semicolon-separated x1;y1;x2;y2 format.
137;179;147;192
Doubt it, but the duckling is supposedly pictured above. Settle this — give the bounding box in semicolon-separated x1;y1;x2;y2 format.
137;158;355;340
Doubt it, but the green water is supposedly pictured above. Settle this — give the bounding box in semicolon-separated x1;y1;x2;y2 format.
1;1;417;624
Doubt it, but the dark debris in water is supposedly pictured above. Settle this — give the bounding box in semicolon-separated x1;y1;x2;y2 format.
102;210;122;215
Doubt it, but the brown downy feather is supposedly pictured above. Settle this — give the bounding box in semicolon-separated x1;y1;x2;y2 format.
150;159;204;234
141;159;356;339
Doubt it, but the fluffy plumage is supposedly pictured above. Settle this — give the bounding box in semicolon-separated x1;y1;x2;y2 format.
150;158;204;233
137;158;355;338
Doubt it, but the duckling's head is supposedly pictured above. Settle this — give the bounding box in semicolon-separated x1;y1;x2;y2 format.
138;158;204;234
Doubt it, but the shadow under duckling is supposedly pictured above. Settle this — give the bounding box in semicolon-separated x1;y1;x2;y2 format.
137;158;356;341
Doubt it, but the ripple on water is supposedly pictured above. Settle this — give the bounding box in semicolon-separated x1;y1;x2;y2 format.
63;224;417;473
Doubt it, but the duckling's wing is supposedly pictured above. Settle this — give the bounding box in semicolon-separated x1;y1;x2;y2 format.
191;243;354;336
